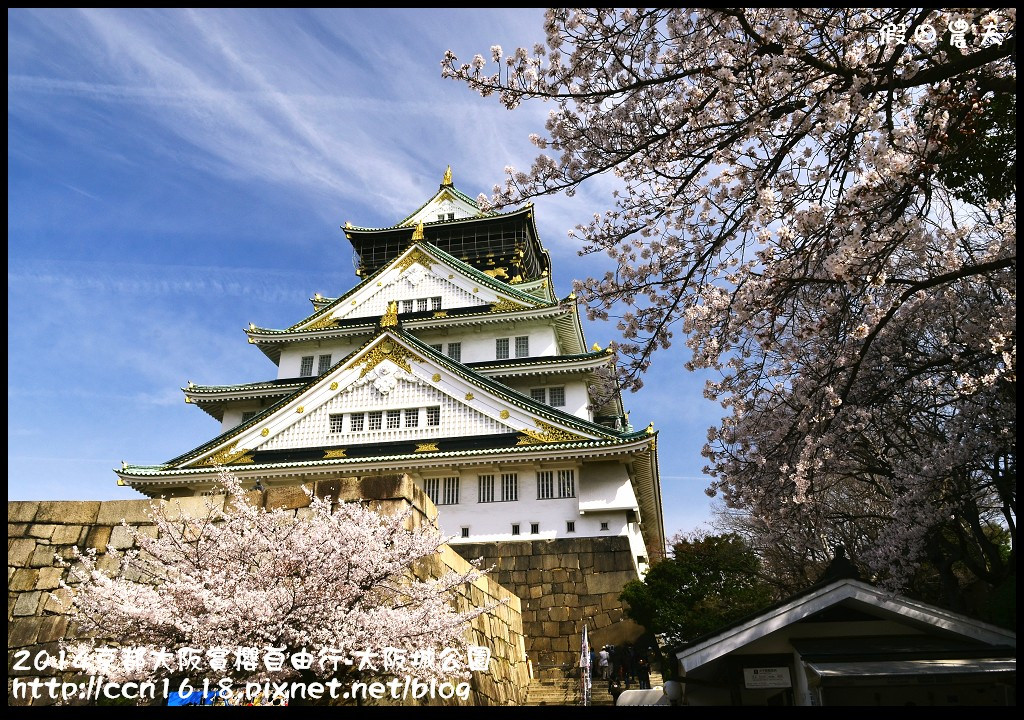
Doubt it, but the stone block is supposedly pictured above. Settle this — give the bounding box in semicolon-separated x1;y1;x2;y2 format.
50;524;86;545
108;525;135;549
585;569;638;596
97;499;158;525
30;544;59;568
34;566;64;591
13;590;42;616
7;618;41;648
9;569;39;592
8;539;37;567
85;526;112;550
264;484;312;510
35;501;100;525
162;495;223;521
548;607;569;622
27;524;58;540
37;615;69;644
43;587;72;614
8;501;39;523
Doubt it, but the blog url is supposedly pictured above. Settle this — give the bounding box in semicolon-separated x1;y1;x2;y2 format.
11;676;473;703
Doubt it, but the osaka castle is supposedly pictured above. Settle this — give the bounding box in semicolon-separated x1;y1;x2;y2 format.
117;168;665;649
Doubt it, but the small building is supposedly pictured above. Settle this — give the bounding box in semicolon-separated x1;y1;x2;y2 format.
675;576;1016;706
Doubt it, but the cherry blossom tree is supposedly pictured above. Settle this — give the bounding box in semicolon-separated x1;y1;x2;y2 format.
443;9;1015;608
61;471;496;702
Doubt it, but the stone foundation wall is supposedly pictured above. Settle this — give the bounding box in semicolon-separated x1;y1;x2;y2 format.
454;537;645;679
8;475;529;706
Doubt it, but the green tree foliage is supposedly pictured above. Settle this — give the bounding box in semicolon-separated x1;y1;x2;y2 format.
620;532;774;648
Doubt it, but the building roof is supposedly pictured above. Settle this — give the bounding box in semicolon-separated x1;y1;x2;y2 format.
675;578;1017;674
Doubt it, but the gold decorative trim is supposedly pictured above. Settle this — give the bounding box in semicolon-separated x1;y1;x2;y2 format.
351;300;357;305
411;221;426;241
330;381;339;391
442;165;452;185
431;373;441;382
396;247;435;272
490;298;526;313
304;314;337;331
260;428;269;437
472;287;479;293
465;393;474;401
296;406;304;413
415;442;439;453
350;339;424;379
324;449;347;459
198;442;254;467
499;410;510;420
432;311;448;318
381;300;399;328
516;420;586;446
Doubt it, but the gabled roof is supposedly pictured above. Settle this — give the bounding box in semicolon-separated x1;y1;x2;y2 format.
675;578;1017;674
244;241;584;363
125;326;649;475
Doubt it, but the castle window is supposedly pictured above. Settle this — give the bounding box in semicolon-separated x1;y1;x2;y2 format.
441;476;460;505
429;344;442;352
461;527;470;538
368;411;383;431
329;414;344;433
478;475;495;503
558;469;576;498
417;298;428;312
386;410;401;429
437;213;445;222
548;386;566;407
530;522;539;534
495;337;510;360
431;297;442;311
318;354;332;374
299;356;314;377
350;413;364;432
600;522;610;531
402;299;414;314
447;213;455;221
426;406;441;426
446;343;462;362
514;336;530;358
537;471;554;500
404;408;419;428
424;478;439;505
501;473;519;502
530;386;566;408
566;521;576;533
511;524;520;536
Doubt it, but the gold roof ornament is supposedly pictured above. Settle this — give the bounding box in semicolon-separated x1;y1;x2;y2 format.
592;342;602;352
381;300;399;327
442;165;453;186
411;220;425;241
646;422;655;435
345;221;352;228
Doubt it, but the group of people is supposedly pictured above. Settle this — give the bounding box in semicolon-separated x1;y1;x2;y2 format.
587;642;652;694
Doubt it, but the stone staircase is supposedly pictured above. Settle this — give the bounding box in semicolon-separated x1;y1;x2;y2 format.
524;670;665;706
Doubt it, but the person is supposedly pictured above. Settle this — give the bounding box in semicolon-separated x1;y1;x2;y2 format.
636;654;651;690
623;642;636;688
598;646;610;680
589;646;597;679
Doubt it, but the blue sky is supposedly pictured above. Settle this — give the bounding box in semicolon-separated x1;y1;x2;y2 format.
8;8;723;538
